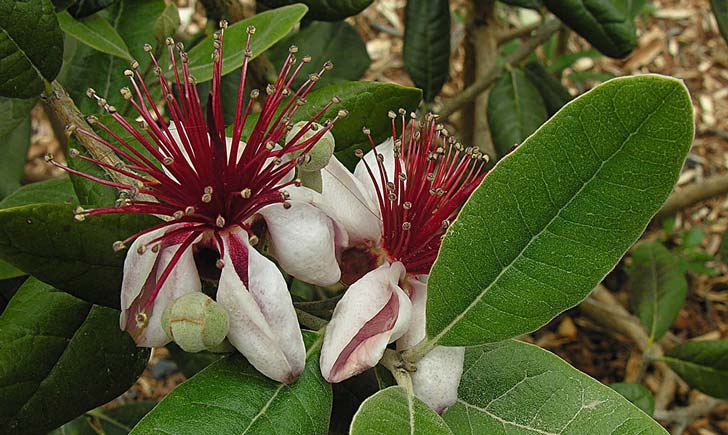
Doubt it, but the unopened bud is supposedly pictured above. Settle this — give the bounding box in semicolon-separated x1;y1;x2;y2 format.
286;121;335;172
161;293;230;353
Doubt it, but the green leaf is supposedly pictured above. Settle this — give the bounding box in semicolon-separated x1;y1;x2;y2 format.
58;0;170;115
350;386;453;435
166;343;224;378
711;0;728;46
0;259;23;280
49;402;157;435
68;0;116;18
185;4;308;83
258;0;373;21
131;332;332;435
662;340;728;399
426;75;694;347
499;0;544;9
608;383;655;416
487;68;548;158
0;203;160;308
443;340;667;434
524;61;573;116
0;97;35;198
544;0;637;58
268;21;371;89
0;0;63;98
233;81;422;152
57;10;132;60
403;0;451;102
0;177;78;209
0;278;149;435
152;2;179;43
627;241;687;342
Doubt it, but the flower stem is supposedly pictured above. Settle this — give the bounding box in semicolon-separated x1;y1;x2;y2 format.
295;308;328;331
379;349;414;394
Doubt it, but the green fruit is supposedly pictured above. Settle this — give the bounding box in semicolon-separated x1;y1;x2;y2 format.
161;293;230;353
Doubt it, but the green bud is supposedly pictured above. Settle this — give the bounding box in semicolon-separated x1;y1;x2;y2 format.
286;121;335;172
161;292;229;353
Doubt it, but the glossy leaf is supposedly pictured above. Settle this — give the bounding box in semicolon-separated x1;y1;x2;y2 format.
350;386;453;435
0;177;78;209
258;0;373;21
426;75;694;347
443;340;667;434
487;68;547;158
153;2;179;43
67;0;116;18
403;0;451;102
57;10;132;60
58;0;171;114
712;0;728;46
524;61;573;116
0;260;23;280
628;241;687;342
608;383;655;416
0;0;63;98
0;97;35;198
499;0;543;9
0;278;149;435
662;340;728;399
234;81;422;152
268;21;371;89
185;4;308;83
131;332;331;435
544;0;637;58
0;203;159;308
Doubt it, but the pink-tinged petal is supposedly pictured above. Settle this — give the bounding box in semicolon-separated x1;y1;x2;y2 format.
394;275;463;414
396;275;428;351
217;227;306;384
319;156;381;244
259;200;341;286
320;262;411;383
410;346;464;414
120;224;201;347
353;137;396;200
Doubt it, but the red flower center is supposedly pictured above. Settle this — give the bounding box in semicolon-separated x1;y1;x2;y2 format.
358;112;489;275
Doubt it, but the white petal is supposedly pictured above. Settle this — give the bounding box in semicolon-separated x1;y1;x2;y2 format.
353;137;396;200
259;200;341;287
319;156;381;244
320;262;411;383
217;227;306;383
411;346;464;414
120;224;201;347
396;275;428;351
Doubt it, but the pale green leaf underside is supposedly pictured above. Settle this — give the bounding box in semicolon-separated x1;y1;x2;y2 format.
443;340;667;435
426;75;694;347
350;386;453;435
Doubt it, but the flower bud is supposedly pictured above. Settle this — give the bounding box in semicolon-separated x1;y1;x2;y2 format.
161;292;229;352
286;121;335;172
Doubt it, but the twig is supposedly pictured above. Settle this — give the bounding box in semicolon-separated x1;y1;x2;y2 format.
654;173;728;220
380;349;415;392
654;398;725;435
295;308;328;331
580;285;678;410
43;81;155;203
437;18;561;119
470;0;498;158
496;21;541;44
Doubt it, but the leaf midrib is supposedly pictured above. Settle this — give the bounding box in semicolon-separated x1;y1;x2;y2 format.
429;82;679;346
